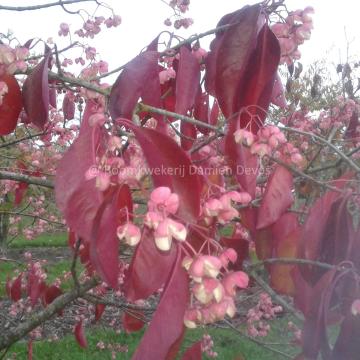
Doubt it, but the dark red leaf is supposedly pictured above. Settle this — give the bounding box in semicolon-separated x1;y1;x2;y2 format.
0;74;23;135
122;310;146;333
181;341;202;360
124;228;177;301
132;247;189;360
27;340;33;360
42;285;62;306
90;187;122;289
270;72;286;108
116;184;133;224
49;81;57;108
62;93;75;120
74;320;87;348
180;121;197;150
194;92;210;135
209;99;219;127
10;274;22;302
256;165;293;229
232;24;280;132
109;51;160;120
95;304;105;322
14;182;29;205
175;46;200;116
27;263;46;306
270;213;300;295
214;5;262;119
220;237;249;270
22;52;51;130
117;119;203;222
331;308;360;360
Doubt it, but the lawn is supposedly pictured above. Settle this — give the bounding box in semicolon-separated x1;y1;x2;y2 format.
6;321;299;359
0;232;301;359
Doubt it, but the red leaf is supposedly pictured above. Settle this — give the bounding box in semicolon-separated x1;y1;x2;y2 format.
132;247;189;360
49;81;57;109
300;173;353;270
220;237;249;270
209;99;219;127
27;263;46;306
10;274;22;302
270;213;300;295
27;340;33;360
95;304;105;322
194;92;210;135
22;52;51;130
42;285;62;306
175;46;200;116
109;51;160;120
117;119;203;222
214;5;262;119
62;93;75;120
180;121;197;151
14;182;29;205
74;320;87;348
270;72;287;108
55;101;104;242
124;228;177;301
0;74;23;135
90;187;122;288
181;341;202;360
116;184;133;224
122;310;146;333
233;24;280;132
256;165;293;229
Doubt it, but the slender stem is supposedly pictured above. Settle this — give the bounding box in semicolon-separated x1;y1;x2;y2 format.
0;0;99;12
0;171;54;188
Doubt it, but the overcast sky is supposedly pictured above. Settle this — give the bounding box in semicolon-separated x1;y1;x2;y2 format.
1;0;360;74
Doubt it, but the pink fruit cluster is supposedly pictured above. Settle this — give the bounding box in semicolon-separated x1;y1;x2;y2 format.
271;7;314;65
246;292;283;337
201;334;218;358
0;44;29;75
183;252;249;328
203;190;252;225
234;125;304;166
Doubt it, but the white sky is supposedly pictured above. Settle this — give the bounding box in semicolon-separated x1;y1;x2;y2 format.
1;0;360;74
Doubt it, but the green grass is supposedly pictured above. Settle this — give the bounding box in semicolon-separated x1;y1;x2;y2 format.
8;232;67;248
4;317;300;360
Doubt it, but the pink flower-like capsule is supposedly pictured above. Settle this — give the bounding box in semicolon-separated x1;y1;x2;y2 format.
117;222;141;246
189;255;223;280
219;248;238;267
144;211;163;229
58;23;70;36
193;278;224;304
208;296;237;320
203;198;223;217
351;299;360;316
184;308;201;328
234;129;255;146
222;271;249;297
154;218;187;251
159;67;176;84
148;187;179;215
